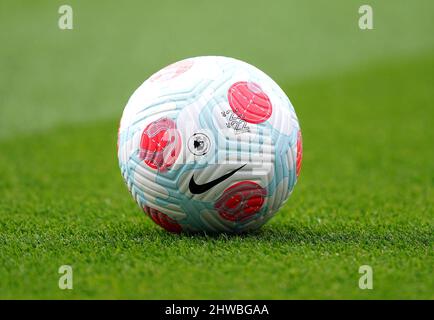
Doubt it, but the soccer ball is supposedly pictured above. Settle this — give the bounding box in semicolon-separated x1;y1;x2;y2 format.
118;56;302;233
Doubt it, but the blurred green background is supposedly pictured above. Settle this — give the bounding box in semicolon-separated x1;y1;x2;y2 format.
0;0;433;299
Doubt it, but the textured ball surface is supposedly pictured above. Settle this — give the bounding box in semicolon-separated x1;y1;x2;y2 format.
118;56;302;233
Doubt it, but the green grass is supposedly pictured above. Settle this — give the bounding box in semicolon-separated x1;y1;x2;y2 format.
0;0;433;299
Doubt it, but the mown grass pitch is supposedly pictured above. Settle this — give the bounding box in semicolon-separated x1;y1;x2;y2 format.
0;1;433;299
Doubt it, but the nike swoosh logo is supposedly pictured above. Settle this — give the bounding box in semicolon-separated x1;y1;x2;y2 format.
189;164;246;194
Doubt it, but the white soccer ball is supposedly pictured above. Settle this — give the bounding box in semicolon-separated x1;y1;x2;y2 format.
118;56;302;233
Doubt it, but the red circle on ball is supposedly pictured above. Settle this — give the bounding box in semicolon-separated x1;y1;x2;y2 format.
227;81;272;124
139;117;181;171
150;59;193;83
296;130;303;178
215;181;267;222
144;206;182;233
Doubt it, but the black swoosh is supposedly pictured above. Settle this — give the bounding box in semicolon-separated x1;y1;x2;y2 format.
189;164;246;194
